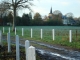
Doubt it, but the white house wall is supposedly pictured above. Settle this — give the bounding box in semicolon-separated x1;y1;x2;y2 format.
63;19;68;25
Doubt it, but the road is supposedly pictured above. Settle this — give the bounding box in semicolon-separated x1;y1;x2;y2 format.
2;35;80;60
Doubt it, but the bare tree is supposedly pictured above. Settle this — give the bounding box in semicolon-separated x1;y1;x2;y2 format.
66;12;74;18
53;10;62;16
3;0;34;31
53;10;62;22
0;2;9;18
0;2;10;26
65;12;74;25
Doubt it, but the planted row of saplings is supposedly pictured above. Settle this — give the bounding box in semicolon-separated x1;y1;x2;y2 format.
2;27;79;42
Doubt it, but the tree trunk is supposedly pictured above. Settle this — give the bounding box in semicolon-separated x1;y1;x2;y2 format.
12;8;16;31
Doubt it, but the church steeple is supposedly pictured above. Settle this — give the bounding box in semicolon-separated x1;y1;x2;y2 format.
50;7;52;14
48;7;53;19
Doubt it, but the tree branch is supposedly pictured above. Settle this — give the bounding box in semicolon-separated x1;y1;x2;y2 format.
19;0;28;4
12;0;14;4
17;5;25;8
16;0;23;7
25;5;33;12
28;2;34;6
3;2;11;5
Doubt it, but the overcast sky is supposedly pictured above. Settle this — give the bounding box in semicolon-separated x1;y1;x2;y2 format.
18;0;80;17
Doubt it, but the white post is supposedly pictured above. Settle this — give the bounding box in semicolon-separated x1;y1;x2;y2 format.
15;28;16;35
69;30;72;42
22;28;24;36
0;31;2;46
52;29;55;40
27;46;36;60
3;27;4;33
9;27;10;33
41;29;43;39
7;32;11;52
16;35;20;60
31;28;32;38
25;40;30;60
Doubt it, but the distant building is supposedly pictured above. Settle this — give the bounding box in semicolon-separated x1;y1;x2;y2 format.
48;7;53;19
44;7;76;25
43;7;53;21
62;16;68;25
62;15;76;25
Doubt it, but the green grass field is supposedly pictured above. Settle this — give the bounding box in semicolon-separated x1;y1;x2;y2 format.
0;26;80;49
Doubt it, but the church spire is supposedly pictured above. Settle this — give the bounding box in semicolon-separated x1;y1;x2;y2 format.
50;7;52;14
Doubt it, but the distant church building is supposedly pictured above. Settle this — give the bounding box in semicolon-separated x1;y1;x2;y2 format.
48;7;53;19
43;7;76;25
44;7;53;21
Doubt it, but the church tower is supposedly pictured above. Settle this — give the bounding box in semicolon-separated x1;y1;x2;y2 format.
48;7;53;19
50;7;52;14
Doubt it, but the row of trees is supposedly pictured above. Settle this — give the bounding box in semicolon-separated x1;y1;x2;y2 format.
0;0;34;31
2;12;76;26
0;0;80;28
0;12;65;26
0;9;80;26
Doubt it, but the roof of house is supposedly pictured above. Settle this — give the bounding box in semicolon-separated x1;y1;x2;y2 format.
62;16;67;19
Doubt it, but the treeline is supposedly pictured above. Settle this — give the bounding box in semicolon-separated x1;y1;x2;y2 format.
0;12;80;26
1;13;63;26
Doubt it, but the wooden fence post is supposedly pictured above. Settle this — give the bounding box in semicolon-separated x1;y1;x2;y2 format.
7;32;11;52
22;28;24;36
27;46;36;60
52;29;55;40
3;27;4;33
41;29;43;39
16;35;20;60
25;40;30;60
69;30;72;42
0;31;2;46
31;28;32;38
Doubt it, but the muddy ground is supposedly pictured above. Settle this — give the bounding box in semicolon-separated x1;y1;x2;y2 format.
1;35;80;60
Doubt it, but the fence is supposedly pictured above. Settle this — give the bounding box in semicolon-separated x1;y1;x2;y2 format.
0;31;36;60
0;27;80;60
1;27;79;42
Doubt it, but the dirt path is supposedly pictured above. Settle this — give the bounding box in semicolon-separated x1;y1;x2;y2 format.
2;35;80;60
